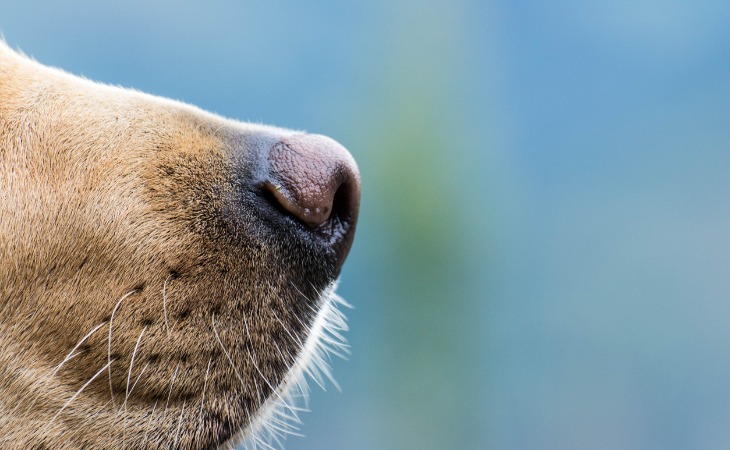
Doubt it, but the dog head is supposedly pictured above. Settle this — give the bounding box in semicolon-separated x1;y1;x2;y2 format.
0;42;360;449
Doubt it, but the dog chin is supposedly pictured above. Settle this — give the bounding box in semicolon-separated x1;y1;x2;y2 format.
222;282;349;450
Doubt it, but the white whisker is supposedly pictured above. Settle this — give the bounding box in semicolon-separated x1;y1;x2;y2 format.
140;399;159;446
242;313;303;419
197;357;213;437
49;321;107;381
125;326;147;401
128;361;149;398
162;275;172;337
42;360;112;434
231;282;350;450
107;289;136;408
11;320;109;419
211;314;248;392
173;401;187;447
164;362;181;416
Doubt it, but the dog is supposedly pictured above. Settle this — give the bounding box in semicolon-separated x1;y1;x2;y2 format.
0;40;360;449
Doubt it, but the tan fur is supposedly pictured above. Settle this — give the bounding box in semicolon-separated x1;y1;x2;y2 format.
0;42;346;449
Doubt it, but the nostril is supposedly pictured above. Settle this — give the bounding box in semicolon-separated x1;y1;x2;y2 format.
331;180;355;223
263;134;361;255
263;177;333;228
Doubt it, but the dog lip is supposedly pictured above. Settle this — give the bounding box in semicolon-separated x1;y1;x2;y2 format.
314;205;358;266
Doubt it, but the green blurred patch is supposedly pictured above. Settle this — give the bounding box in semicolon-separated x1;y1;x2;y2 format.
363;10;487;447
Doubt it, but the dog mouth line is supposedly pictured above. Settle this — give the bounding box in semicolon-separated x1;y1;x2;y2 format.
226;281;350;450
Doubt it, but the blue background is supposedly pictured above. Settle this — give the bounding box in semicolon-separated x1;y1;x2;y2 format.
3;1;730;449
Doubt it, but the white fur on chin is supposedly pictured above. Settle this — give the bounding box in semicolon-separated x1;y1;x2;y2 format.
219;282;350;450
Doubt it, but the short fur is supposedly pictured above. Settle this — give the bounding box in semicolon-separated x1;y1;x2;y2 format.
0;41;351;449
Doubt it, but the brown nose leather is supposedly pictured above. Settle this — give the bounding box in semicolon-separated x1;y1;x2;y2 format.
264;134;361;235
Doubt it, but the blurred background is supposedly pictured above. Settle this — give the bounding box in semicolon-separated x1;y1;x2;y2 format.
3;1;730;449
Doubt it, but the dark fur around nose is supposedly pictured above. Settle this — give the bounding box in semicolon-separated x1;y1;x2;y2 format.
263;134;361;262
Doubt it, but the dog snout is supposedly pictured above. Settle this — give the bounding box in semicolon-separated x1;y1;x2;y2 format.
262;134;361;264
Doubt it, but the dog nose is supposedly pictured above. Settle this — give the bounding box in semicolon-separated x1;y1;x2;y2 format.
263;134;361;258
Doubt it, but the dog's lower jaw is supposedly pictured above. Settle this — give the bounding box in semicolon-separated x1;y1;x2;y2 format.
223;282;349;450
0;40;359;450
0;284;348;450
